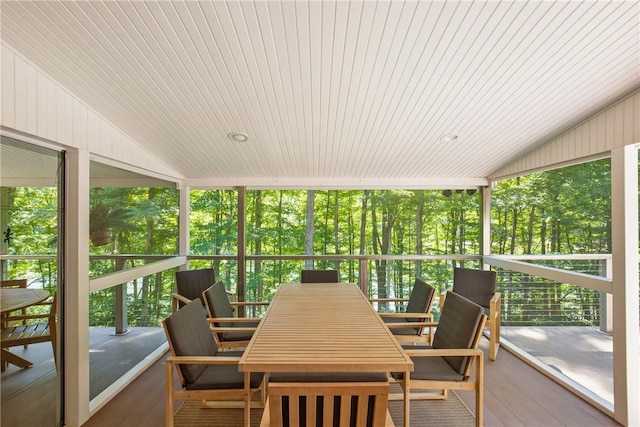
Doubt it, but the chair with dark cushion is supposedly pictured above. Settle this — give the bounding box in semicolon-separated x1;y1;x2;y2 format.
372;278;436;344
442;267;501;360
172;268;216;313
262;372;393;426
300;269;339;283
391;291;486;427
163;298;265;427
202;281;268;350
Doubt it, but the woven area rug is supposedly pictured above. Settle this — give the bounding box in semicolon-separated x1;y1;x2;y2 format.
174;389;475;426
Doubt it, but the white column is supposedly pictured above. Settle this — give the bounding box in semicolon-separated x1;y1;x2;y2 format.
481;186;492;267
64;147;91;426
178;185;190;269
611;145;640;426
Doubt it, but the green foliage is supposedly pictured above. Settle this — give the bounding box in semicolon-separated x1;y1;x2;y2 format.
3;157;618;328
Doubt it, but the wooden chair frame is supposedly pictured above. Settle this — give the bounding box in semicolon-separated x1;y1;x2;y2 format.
372;281;437;345
1;292;57;371
171;268;217;313
261;381;394;427
165;354;266;427
163;300;266;427
1;279;28;329
441;289;501;361
202;283;269;350
391;314;486;427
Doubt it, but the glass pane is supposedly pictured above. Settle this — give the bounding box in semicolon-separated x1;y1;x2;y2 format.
88;161;178;404
1;136;62;426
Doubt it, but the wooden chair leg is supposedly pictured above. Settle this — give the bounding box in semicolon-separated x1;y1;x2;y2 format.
166;361;174;427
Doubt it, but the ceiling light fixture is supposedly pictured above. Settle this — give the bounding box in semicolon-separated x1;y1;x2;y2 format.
440;134;458;143
228;132;249;142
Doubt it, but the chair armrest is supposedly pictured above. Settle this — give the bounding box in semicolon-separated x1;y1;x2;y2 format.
490;292;501;304
369;298;409;303
171;293;192;312
378;313;433;320
166;355;241;365
231;301;270;307
2;313;53;322
403;348;483;358
210;326;258;333
208;317;262;323
385;322;434;331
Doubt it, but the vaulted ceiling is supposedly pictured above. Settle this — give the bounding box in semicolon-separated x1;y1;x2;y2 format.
1;1;639;186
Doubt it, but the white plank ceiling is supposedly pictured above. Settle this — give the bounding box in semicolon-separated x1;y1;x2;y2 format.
1;0;639;186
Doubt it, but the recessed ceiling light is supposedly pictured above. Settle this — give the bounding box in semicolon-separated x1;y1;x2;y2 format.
440;134;458;143
228;132;249;142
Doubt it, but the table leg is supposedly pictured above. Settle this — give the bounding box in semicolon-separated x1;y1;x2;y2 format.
404;370;410;427
1;348;33;369
244;371;251;427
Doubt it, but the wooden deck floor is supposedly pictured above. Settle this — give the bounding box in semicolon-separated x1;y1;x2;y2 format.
83;337;619;427
1;327;622;427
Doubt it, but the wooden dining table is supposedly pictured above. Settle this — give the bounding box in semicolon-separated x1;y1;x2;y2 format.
0;288;50;369
238;282;413;427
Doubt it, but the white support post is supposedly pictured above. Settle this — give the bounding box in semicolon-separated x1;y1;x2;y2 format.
178;185;190;270
611;145;640;426
64;148;91;426
481;186;492;268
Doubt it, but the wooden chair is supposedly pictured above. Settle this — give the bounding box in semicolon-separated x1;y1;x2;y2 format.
172;268;216;313
261;372;393;427
1;292;57;372
300;269;339;283
163;298;266;427
441;267;501;360
390;291;486;427
372;278;436;345
202;281;268;350
1;279;28;328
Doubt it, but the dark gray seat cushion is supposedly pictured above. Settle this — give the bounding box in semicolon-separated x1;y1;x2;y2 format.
203;282;260;334
452;267;496;309
384;278;435;335
392;292;484;381
300;269;339;283
190;364;263;390
391;352;465;382
163;298;260;390
175;268;216;310
432;291;484;375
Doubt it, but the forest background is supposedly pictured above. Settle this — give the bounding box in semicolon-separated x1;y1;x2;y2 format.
2;158;613;327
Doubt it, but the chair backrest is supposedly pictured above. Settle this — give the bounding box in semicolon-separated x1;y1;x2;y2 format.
266;380;390;427
202;282;235;327
452;267;496;309
301;269;339;283
1;279;28;289
404;278;436;321
432;291;486;377
175;268;216;308
162;298;219;386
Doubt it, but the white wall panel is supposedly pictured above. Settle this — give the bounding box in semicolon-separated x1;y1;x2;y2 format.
491;91;640;180
1;45;15;128
1;42;183;181
13;55;27;132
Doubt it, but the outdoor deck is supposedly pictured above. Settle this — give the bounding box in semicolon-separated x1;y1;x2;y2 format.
1;326;621;426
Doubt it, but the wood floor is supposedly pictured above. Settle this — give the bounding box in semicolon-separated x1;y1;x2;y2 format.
83;338;620;427
0;327;621;426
